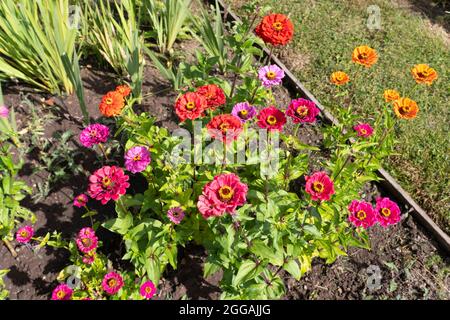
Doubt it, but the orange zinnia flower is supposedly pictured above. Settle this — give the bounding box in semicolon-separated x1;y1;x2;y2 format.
384;89;400;103
330;71;350;85
393;97;419;120
411;64;438;85
99;91;125;117
352;45;378;67
115;85;132;98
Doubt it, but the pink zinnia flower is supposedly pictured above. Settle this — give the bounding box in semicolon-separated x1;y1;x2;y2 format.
124;146;151;174
286;98;320;123
51;284;73;300
257;106;287;131
16;226;34;243
375;197;401;227
140;281;157;299
197;173;248;219
258;65;285;88
0;106;9;118
167;207;185;224
78;227;95;238
348;200;377;229
82;251;96;264
88;166;130;205
75;232;98;253
102;272;124;295
73;194;88;208
231;102;257;123
304;171;335;201
79;123;110;148
354;123;374;138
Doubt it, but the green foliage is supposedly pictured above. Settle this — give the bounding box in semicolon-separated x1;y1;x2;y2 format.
0;269;8;300
0;0;79;94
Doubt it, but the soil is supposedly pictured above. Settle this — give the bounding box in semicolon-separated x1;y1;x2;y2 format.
1;41;449;300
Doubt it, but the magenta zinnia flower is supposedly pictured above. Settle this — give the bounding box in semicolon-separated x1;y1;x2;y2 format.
257;106;287;131
16;226;34;243
140;281;157;299
286;98;320;123
79;123;110;148
88;166;130;205
76;228;98;254
375;197;401;227
354;123;374;138
124;146;151;174
0;106;9;118
82;251;96;264
167;207;185;224
102;272;124;295
258;65;285;88
348;200;377;229
73;194;88;208
51;284;73;300
231;102;257;123
304;171;335;201
197;173;248;219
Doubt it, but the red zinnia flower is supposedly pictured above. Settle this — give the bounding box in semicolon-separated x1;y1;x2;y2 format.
348;200;377;229
115;85;132;98
257;106;287;131
255;14;294;46
196;84;226;110
305;171;335;202
206;114;242;143
174;92;207;122
99;91;125;117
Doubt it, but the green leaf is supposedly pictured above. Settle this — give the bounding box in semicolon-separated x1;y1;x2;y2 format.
283;259;301;280
250;241;284;266
232;260;257;287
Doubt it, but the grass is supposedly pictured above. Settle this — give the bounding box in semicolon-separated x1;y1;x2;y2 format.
227;0;450;232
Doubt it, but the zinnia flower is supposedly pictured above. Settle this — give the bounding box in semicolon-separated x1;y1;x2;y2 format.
175;92;207;122
76;228;98;254
196;84;226;110
286;98;320;123
231;102;257;123
79;123;110;148
167;207;185;225
353;123;374;138
348;200;377;229
197;173;248;219
51;284;73;300
0;105;9;118
73;194;88;208
258;65;285;88
383;89;400;103
82;251;96;265
99;91;125;117
411;64;438;85
206;114;243;143
257;106;287;131
393;97;419;120
16;226;34;243
330;71;350;86
255;14;294;46
124;146;151;174
102;272;124;295
304;171;335;201
115;84;132;97
140;281;157;299
88;166;130;205
352;45;378;67
375;197;401;227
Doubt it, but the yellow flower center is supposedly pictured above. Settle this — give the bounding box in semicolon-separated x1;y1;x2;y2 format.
90;130;97;137
312;181;324;193
296;106;308;117
82;238;92;247
186;102;195;110
57;290;65;299
266;71;276;80
272;21;283;31
145;286;153;293
239;109;248;119
381;208;391;217
219;122;229;133
102;176;112;187
266;115;277;125
360;128;367;135
356;210;367;220
133;155;141;161
108;279;117;287
218;185;234;201
358;52;368;59
20;231;29;237
105;98;113;105
400;105;411;114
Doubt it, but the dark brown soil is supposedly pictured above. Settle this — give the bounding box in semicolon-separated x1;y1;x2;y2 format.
1;44;449;300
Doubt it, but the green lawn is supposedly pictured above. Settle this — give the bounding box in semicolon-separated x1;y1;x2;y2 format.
227;0;450;232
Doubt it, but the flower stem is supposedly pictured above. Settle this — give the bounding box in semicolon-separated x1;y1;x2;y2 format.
98;143;109;161
3;239;17;258
333;153;352;182
284;124;300;190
